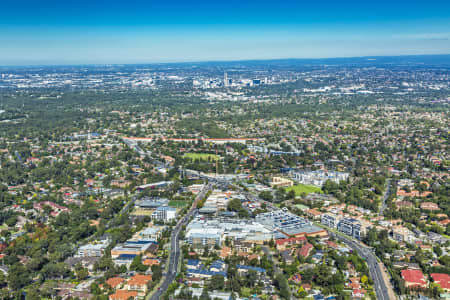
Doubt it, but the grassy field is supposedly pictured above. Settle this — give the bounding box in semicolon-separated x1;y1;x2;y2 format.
285;183;323;196
168;200;188;208
183;153;220;161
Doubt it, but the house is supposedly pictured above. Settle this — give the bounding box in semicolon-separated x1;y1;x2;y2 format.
186;268;227;279
33;201;69;217
325;240;338;249
392;262;421;270
186;259;202;270
421;202;440;211
401;269;427;289
125;274;152;295
297;242;314;258
209;260;226;272
143;258;160;266
106;277;125;290
289;273;302;283
186;277;205;287
275;236;307;251
236;265;266;276
352;289;366;298
65;256;100;272
281;251;295;265
109;290;138;300
431;273;450;291
219;246;232;259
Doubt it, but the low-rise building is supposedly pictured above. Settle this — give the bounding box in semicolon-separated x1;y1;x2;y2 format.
401;269;427;289
125;274;152;296
111;241;154;258
109;290;138;300
270;176;293;188
77;237;111;257
431;273;450;292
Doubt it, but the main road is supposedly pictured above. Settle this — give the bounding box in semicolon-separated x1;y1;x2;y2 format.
379;178;392;216
148;183;212;300
331;232;395;300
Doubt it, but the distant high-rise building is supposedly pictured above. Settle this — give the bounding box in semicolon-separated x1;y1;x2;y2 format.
224;72;228;87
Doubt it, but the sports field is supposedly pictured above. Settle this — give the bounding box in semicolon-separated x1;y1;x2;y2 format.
285;183;323;196
183;153;220;161
168;200;188;208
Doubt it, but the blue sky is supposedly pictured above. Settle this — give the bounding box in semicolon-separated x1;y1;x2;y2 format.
1;0;449;65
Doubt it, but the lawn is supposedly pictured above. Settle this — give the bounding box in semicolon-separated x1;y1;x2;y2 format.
168;200;187;208
285;183;323;196
183;153;220;161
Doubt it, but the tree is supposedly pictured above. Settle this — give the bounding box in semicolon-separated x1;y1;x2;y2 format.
227;198;242;212
129;254;148;272
151;264;163;282
209;274;225;290
361;274;368;284
275;273;290;299
8;263;31;290
434;246;443;257
76;266;89;281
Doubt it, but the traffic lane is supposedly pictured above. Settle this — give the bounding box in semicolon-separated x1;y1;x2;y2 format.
333;235;389;300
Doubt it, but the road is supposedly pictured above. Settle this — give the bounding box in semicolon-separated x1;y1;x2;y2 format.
148;183;212;300
379;178;392;216
261;246;281;275
331;232;394;300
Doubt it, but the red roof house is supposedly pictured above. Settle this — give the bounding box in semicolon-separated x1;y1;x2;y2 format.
431;273;450;291
297;242;314;258
401;269;427;288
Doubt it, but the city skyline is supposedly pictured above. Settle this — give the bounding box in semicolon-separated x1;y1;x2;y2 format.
1;0;450;65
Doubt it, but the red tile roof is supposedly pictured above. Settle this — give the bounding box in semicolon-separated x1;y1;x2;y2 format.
106;277;125;289
431;273;450;290
276;236;306;247
401;269;427;286
109;290;137;300
127;274;152;286
298;242;314;257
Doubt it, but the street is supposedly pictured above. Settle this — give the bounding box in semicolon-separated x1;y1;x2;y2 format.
331;232;395;300
379;178;392;216
148;183;211;300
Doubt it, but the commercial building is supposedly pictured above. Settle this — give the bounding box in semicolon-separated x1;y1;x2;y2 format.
111;241;154;258
255;208;327;238
151;206;177;222
290;170;349;187
185;218;273;250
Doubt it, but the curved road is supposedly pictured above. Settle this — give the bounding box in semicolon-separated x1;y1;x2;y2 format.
331;232;394;300
149;184;211;300
379;178;392;216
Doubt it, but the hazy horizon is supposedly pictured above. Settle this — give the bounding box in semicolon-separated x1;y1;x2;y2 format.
1;0;450;65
